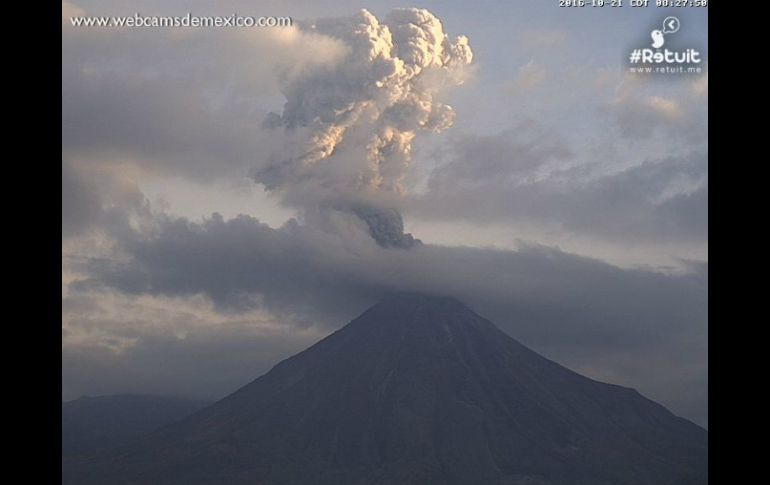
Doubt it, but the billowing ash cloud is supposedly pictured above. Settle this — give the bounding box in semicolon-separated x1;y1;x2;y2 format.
257;8;473;209
351;204;421;248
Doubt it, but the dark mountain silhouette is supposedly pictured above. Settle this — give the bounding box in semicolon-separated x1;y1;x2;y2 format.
62;293;707;484
62;394;211;457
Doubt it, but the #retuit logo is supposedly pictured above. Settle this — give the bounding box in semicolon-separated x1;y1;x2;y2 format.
628;16;703;74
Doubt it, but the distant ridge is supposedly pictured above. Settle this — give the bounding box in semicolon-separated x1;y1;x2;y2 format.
62;394;211;457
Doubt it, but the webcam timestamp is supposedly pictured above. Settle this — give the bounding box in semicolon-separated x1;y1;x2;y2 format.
559;0;707;6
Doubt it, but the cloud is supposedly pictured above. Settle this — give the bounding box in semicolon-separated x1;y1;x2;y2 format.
425;120;571;187
604;73;707;142
62;5;474;248
62;1;348;183
62;159;102;238
61;158;151;239
65;209;707;425
405;65;708;249
410;123;706;245
516;29;569;49
256;8;473;208
62;289;325;401
612;95;683;139
508;61;548;92
692;71;708;95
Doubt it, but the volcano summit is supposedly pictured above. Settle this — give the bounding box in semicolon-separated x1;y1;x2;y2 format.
63;293;707;485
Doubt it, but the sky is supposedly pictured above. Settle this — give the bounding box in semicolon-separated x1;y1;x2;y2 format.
62;0;708;427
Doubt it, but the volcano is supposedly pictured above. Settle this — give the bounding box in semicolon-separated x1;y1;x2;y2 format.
62;293;707;485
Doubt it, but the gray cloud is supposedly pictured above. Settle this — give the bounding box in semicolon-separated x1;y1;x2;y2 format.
411;126;707;244
605;75;708;144
67;210;707;426
62;160;101;238
408;66;708;252
425;121;572;185
62;6;347;183
61;158;150;239
62;290;325;401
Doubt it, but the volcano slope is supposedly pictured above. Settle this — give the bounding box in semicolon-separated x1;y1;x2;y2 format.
62;293;707;485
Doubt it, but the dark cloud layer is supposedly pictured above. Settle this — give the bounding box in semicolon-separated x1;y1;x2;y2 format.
69;210;707;426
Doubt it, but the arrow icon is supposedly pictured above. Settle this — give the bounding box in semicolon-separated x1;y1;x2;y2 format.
662;16;680;35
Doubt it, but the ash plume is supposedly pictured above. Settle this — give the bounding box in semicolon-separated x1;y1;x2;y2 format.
256;7;473;217
351;204;421;248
